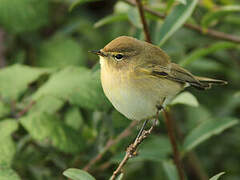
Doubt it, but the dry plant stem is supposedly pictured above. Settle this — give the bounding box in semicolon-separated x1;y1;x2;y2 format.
123;0;240;43
183;23;240;43
135;0;151;43
162;109;185;180
111;111;159;180
83;121;138;171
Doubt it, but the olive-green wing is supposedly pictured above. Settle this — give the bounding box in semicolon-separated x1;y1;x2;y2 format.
136;63;227;90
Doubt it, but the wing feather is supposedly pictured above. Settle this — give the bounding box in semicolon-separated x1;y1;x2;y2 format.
136;63;209;90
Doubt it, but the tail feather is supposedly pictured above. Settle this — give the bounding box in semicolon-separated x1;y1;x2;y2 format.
193;76;227;90
169;63;227;90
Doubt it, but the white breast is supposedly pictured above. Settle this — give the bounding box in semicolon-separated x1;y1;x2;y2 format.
100;57;182;120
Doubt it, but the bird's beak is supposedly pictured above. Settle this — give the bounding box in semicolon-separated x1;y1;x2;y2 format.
89;50;106;57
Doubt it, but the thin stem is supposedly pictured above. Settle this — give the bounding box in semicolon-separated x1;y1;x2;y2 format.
135;0;151;43
83;121;138;171
15;101;35;119
171;113;208;180
111;113;159;180
162;109;185;180
123;0;240;44
186;152;208;180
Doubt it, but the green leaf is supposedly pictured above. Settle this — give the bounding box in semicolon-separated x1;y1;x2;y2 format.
179;42;238;67
0;136;16;166
29;95;64;115
0;0;49;34
36;35;86;67
170;92;199;107
183;117;239;153
134;136;171;162
20;113;85;153
209;172;225;180
0;119;18;138
201;5;240;29
0;119;18;166
0;165;21;180
162;161;178;180
0;101;11;118
33;67;110;110
114;1;131;13
70;0;100;11
127;8;142;28
185;105;212;130
224;15;240;26
201;0;216;9
234;91;240;98
176;0;187;5
0;64;50;100
116;173;124;180
165;0;175;13
157;0;198;46
63;168;96;180
111;110;129;129
64;107;83;130
94;13;128;28
187;58;225;73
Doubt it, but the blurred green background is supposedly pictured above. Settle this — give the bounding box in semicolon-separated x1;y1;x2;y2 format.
0;0;240;180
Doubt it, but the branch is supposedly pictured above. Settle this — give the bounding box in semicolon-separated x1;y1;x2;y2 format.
83;121;138;172
185;152;208;180
135;0;151;43
110;118;158;180
123;0;240;44
162;109;185;180
171;112;208;180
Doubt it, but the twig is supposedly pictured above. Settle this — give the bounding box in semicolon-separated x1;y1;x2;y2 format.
135;0;151;43
185;152;208;180
97;161;111;172
83;121;138;171
123;0;240;44
15;101;35;119
162;109;185;180
111;114;159;180
170;112;208;180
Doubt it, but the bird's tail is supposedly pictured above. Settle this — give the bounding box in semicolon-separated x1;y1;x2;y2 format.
192;76;227;90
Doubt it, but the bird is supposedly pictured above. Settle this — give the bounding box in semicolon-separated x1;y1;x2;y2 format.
91;36;227;121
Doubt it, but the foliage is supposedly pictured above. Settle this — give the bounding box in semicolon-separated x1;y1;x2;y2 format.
156;0;198;46
0;0;239;180
63;168;96;180
209;172;225;180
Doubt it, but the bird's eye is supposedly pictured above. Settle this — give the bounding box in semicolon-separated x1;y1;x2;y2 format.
114;54;123;61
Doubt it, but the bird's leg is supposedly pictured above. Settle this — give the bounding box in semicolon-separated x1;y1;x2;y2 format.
135;119;149;140
135;104;163;141
112;104;163;179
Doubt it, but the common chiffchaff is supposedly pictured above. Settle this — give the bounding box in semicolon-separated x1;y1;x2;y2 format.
91;36;227;121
